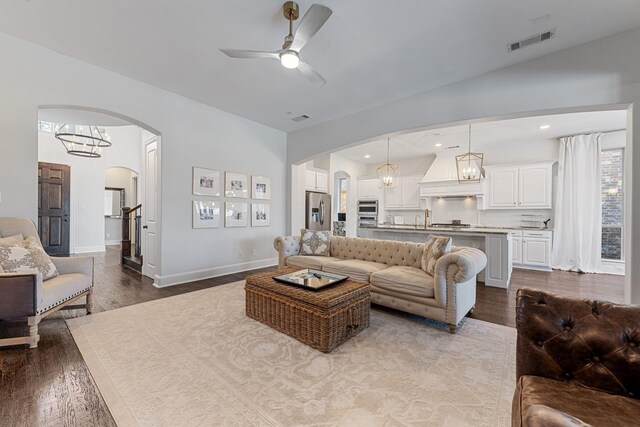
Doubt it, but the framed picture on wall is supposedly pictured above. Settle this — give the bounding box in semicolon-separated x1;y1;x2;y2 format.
225;202;248;227
192;167;220;197
193;200;220;228
251;176;271;200
225;172;248;198
251;203;270;227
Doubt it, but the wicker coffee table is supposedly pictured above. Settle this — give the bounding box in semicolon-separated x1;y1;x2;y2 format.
245;267;371;353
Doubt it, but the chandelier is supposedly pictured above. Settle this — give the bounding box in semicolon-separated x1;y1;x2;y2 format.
456;124;484;183
54;124;111;158
376;138;400;189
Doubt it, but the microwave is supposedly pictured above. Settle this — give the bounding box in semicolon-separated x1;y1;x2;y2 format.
357;200;379;215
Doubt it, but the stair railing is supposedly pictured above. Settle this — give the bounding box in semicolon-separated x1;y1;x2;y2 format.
121;204;142;266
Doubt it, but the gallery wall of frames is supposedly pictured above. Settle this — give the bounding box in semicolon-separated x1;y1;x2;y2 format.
192;167;271;229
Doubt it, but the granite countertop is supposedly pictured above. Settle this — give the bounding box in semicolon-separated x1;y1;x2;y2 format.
359;225;553;235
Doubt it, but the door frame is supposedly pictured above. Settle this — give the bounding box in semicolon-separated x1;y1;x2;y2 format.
141;135;162;282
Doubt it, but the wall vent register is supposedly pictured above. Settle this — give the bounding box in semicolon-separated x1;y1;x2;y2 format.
508;29;555;52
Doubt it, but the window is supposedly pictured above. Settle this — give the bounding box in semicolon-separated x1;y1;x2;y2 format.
601;148;624;260
339;178;348;214
37;120;55;133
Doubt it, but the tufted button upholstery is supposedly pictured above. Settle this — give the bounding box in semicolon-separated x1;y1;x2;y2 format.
515;288;640;400
329;236;424;269
513;289;640;426
273;234;487;333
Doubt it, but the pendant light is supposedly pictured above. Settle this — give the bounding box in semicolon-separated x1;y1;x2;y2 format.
54;124;112;158
376;138;400;189
456;124;484;183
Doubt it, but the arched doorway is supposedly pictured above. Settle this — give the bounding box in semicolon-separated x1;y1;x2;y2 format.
37;106;161;280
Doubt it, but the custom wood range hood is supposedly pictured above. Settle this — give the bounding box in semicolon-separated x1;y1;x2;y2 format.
419;153;485;198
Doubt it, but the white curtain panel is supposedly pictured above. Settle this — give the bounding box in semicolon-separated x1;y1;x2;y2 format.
551;133;602;273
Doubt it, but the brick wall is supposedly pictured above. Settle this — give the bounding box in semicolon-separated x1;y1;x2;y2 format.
601;149;624;260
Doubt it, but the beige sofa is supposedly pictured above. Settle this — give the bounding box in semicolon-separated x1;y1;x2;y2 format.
274;235;487;333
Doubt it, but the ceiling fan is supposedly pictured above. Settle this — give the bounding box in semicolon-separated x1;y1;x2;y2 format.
220;2;332;87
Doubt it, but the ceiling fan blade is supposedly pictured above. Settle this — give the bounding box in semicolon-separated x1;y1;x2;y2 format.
219;49;279;59
298;61;327;87
290;4;333;52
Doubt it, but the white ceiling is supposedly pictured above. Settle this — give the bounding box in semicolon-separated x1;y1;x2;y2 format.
2;1;640;132
38;109;133;127
336;110;627;165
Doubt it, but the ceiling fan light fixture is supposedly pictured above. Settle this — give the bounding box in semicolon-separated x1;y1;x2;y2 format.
280;50;300;69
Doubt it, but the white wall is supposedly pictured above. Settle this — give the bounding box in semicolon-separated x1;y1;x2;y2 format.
38;125;142;253
0;33;286;286
289;28;640;303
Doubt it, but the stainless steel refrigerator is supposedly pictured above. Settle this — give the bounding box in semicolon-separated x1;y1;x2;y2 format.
305;191;332;231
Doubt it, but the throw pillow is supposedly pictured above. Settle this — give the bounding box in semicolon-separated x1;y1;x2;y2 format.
0;236;59;280
421;235;452;275
0;233;24;245
299;229;331;256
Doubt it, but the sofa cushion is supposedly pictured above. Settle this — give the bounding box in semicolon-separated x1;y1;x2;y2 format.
370;266;435;298
322;259;388;283
421;235;452;275
39;273;92;314
286;255;342;270
0;236;59;281
299;229;331;256
513;375;640;427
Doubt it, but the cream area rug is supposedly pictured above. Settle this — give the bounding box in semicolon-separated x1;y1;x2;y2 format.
67;281;516;427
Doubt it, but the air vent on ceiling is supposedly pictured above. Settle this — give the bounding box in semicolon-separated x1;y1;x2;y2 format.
291;114;310;122
508;29;555;52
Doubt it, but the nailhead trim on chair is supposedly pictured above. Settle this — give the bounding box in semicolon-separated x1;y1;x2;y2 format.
36;286;93;315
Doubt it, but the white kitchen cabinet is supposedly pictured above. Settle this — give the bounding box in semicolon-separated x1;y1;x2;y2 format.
384;185;402;208
305;169;329;193
489;167;519;208
509;230;552;271
315;171;328;193
384;177;420;209
521;230;552;269
358;178;381;200
486;162;554;209
401;178;420;208
519;164;553;207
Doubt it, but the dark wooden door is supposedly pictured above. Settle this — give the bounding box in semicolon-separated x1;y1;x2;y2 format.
38;162;70;255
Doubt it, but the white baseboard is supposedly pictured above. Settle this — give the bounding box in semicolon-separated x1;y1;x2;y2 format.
105;240;121;246
73;245;106;254
152;258;278;288
598;261;625;275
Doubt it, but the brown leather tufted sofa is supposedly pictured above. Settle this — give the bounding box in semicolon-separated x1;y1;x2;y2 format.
512;288;640;426
274;235;487;333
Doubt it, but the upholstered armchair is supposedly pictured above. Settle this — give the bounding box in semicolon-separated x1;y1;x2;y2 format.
512;288;640;426
0;217;94;348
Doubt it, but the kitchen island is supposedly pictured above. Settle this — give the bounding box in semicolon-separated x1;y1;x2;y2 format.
358;225;513;288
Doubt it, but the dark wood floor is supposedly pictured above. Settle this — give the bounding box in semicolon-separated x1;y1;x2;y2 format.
0;246;625;426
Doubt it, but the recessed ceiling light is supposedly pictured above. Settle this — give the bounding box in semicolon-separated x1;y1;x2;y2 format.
434;143;442;147
539;124;551;130
364;154;371;159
